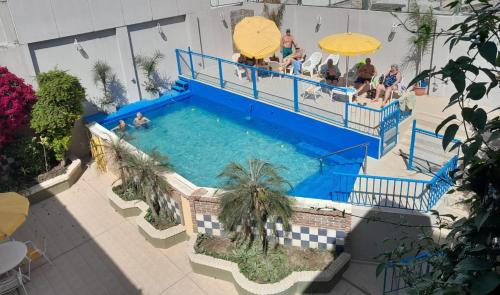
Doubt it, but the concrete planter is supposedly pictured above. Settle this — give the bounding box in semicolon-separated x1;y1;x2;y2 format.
188;237;351;295
23;159;83;204
107;181;144;217
136;209;187;249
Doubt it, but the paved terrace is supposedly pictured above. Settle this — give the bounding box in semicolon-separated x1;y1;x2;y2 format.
13;163;383;295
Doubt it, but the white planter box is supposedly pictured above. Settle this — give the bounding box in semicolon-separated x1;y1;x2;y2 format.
23;159;83;203
136;209;186;249
188;236;351;295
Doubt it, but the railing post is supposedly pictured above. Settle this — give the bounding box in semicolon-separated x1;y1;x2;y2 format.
251;67;258;99
408;119;417;170
175;49;182;76
217;58;224;88
293;77;298;112
344;101;349;127
394;108;401;145
187;47;195;79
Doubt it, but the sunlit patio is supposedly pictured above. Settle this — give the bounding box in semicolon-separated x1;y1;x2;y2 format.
10;163;384;294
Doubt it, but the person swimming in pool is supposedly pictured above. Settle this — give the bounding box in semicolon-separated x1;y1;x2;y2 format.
133;112;150;128
112;120;131;132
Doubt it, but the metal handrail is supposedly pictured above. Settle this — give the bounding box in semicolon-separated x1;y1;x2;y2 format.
318;142;369;174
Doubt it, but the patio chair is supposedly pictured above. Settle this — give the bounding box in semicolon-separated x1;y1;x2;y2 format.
268;61;280;79
318;54;340;71
231;53;246;81
300;81;321;102
301;52;323;77
0;267;28;295
22;238;53;281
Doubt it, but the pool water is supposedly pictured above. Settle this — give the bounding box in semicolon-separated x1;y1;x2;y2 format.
106;96;364;199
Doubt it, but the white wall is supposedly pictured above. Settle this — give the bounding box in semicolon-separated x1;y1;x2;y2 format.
128;16;189;99
29;30;125;112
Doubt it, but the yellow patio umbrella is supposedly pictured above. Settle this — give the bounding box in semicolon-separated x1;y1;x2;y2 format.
0;192;29;240
318;32;381;86
233;16;281;59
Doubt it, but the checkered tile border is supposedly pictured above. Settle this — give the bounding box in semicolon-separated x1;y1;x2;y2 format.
195;214;345;252
161;194;182;224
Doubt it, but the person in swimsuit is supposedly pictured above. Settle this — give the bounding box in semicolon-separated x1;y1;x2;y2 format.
133;112;151;128
280;48;305;71
374;64;401;107
112;120;129;132
354;58;377;97
281;29;296;59
320;59;340;86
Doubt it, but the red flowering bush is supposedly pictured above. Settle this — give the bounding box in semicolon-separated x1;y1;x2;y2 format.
0;67;37;147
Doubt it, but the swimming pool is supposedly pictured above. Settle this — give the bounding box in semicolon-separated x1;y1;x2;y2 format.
103;95;365;200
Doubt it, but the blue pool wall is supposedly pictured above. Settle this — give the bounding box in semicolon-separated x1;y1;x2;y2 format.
187;79;381;159
84;91;192;125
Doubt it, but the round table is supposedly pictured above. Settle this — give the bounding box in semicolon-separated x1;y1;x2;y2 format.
0;241;27;275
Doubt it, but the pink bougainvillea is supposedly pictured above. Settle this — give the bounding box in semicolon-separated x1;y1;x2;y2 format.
0;67;37;147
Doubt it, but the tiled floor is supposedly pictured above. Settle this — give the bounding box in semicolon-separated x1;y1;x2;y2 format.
12;164;382;294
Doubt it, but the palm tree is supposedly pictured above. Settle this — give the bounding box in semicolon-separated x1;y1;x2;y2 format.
124;150;174;225
101;134;132;185
92;60;114;106
262;1;286;30
135;51;165;96
217;159;293;254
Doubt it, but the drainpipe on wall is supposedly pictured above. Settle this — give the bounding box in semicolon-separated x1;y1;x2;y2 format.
197;17;205;69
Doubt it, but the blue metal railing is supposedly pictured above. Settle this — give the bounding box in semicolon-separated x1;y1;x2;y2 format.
383;252;433;293
175;48;412;154
328;153;458;212
408;119;461;171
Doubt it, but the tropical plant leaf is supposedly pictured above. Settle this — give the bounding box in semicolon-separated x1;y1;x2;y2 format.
477;41;498;66
442;124;459;150
466;83;487;100
471;272;500;295
435;114;457;135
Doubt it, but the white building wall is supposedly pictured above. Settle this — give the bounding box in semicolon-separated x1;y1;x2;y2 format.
128;16;189;99
1;0;497;110
29;30;125;113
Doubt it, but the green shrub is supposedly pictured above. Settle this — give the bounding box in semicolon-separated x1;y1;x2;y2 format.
0;136;55;191
30;70;85;163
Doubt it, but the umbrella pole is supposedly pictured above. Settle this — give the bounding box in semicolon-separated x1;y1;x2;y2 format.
345;56;349;87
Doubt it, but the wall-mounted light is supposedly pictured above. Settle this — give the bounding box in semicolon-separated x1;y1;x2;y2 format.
220;11;228;29
74;38;88;58
74;38;83;52
315;15;322;33
388;23;401;42
157;22;167;41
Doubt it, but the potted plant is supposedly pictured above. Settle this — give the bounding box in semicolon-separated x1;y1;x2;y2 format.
217;158;293;254
403;0;435;96
124;150;176;230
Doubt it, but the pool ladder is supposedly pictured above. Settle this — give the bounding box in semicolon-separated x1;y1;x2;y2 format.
317;142;369;174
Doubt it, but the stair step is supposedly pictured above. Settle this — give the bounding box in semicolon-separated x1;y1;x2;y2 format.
172;85;185;92
175;79;188;87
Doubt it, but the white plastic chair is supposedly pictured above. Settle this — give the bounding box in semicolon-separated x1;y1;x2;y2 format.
22;238;53;281
0;267;27;295
318;54;340;71
300;82;321;101
301;52;323;77
231;53;246;81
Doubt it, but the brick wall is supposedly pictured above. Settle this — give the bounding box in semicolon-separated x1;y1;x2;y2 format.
188;194;351;252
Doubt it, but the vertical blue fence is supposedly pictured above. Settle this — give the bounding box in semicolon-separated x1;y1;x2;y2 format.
383;252;433;293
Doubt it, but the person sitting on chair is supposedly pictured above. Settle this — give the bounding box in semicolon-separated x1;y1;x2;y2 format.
354;58;377;97
280;48;305;72
133;112;150;128
373;64;401;107
320;59;340;86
